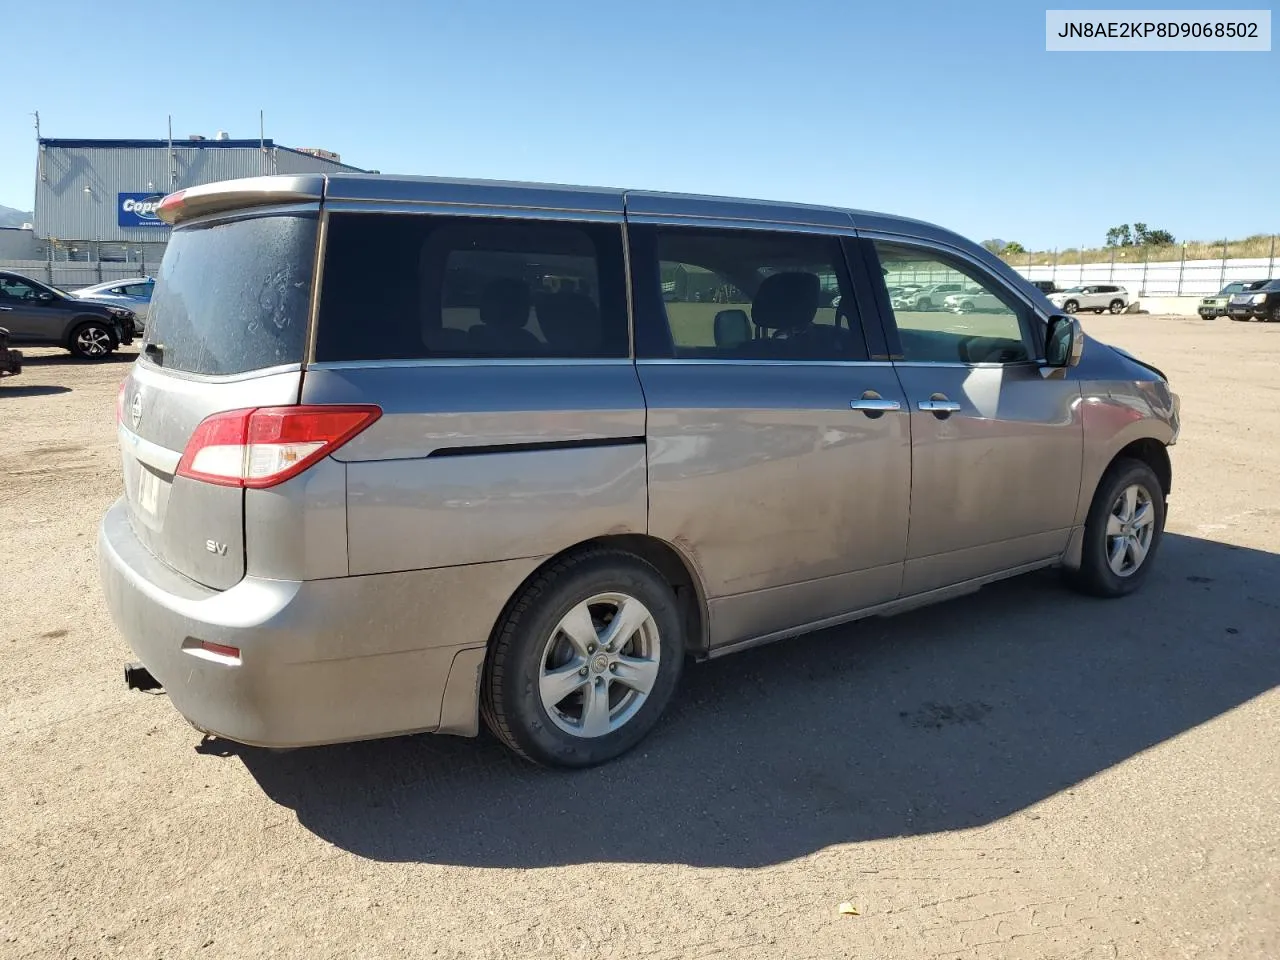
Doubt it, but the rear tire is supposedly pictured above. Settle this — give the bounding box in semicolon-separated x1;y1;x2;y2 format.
1109;299;1125;314
1066;458;1165;599
481;549;685;768
68;321;117;360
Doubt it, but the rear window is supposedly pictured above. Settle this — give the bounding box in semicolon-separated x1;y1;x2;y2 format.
143;213;317;375
314;213;629;362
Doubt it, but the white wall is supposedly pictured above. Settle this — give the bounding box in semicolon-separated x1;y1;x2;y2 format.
1013;256;1278;296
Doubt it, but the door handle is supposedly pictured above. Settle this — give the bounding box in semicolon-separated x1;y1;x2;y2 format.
917;399;961;412
850;398;901;412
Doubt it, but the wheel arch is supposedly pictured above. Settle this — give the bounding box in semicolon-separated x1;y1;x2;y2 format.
1112;437;1172;500
484;533;710;659
65;314;117;347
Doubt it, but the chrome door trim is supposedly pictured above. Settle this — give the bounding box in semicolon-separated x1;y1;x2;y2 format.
706;556;1061;660
850;398;902;412
917;399;963;412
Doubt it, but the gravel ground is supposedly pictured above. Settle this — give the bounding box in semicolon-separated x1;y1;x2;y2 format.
1;315;1277;960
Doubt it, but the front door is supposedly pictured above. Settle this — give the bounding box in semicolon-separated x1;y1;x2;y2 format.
628;222;912;649
861;238;1084;597
0;274;55;342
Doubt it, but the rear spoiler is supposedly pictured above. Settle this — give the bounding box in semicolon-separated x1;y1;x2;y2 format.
156;175;326;225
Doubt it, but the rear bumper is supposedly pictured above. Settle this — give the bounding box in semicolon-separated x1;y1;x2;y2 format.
97;497;535;747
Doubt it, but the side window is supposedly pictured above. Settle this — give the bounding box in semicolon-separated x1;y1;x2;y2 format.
315;213;629;362
646;226;867;361
122;283;152;297
0;277;38;301
873;241;1032;365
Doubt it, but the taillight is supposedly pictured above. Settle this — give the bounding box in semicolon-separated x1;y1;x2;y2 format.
116;380;128;425
175;405;381;488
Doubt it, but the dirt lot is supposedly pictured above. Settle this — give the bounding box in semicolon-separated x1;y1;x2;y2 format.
2;316;1278;960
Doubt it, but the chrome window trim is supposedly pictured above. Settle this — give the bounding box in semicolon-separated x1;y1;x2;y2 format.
860;228;1049;365
619;218;637;361
306;358;637;371
891;359;1046;370
626;211;857;238
858;228;1045;318
303;208;329;367
320;199;624;224
637;358;895;369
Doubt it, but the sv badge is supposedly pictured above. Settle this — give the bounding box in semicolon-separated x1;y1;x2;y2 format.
205;539;228;556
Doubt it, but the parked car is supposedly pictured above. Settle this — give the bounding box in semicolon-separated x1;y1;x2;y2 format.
1198;280;1266;320
98;173;1180;769
1226;278;1280;322
0;271;136;358
943;288;1004;313
72;277;155;328
1047;284;1130;315
892;282;966;310
1028;279;1059;295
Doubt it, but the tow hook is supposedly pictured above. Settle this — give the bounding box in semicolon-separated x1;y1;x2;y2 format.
124;662;162;692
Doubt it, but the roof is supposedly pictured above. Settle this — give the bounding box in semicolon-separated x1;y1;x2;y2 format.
158;171;994;266
38;138;366;172
321;173;968;246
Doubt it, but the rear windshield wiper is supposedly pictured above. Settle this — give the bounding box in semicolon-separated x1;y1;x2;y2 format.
144;342;164;365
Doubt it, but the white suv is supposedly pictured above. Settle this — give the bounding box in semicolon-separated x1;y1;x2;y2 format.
1048;284;1130;315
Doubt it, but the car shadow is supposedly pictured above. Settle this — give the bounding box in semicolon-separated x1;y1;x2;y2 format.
1;384;72;397
226;532;1280;868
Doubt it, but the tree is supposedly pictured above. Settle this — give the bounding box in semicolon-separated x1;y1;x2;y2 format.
1133;224;1174;246
1105;224;1133;247
980;239;1007;254
1003;241;1026;256
1107;223;1174;247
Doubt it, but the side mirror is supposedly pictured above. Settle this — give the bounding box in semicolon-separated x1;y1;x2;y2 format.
1045;314;1084;367
713;309;752;349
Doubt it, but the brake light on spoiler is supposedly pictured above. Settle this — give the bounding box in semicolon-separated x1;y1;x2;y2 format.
175;405;381;488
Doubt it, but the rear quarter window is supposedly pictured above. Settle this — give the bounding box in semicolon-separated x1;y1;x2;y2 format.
143;213;318;376
314;213;629;362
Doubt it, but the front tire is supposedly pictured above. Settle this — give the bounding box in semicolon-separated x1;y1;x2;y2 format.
1067;458;1165;598
1062;299;1079;314
68;321;117;360
1270;305;1280;323
481;549;685;768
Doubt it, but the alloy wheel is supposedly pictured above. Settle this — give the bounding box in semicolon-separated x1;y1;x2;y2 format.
75;326;112;357
538;593;661;738
1105;483;1156;577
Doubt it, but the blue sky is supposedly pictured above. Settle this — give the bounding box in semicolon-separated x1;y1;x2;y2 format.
3;0;1276;249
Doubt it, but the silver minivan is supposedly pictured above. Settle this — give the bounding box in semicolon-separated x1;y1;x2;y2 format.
98;174;1180;768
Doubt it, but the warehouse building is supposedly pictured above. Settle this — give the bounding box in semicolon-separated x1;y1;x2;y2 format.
27;135;363;277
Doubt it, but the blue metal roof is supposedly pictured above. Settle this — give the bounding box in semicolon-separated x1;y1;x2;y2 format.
40;138;280;150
